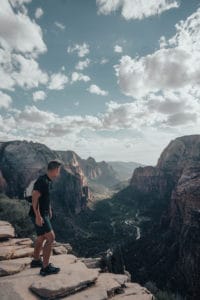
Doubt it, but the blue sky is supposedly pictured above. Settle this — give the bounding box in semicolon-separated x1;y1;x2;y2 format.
0;0;200;165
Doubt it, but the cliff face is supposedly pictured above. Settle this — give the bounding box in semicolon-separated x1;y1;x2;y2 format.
0;140;90;215
57;150;120;188
120;135;200;300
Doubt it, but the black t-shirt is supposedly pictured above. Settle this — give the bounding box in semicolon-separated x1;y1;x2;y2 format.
29;174;52;217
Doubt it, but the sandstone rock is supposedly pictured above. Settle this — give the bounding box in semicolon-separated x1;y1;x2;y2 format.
52;241;73;253
53;245;68;255
113;294;153;300
0;245;14;260
12;247;34;259
0;280;38;300
63;284;108;300
113;282;153;299
96;272;129;297
0;245;34;260
30;260;99;299
0;238;33;247
0;221;15;239
0;256;32;276
78;257;102;269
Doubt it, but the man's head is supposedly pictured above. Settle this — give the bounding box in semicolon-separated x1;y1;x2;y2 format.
47;160;62;179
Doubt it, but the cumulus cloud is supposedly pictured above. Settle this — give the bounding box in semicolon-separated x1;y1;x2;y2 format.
0;91;12;109
55;22;65;31
0;0;46;55
0;0;48;93
16;105;56;124
67;43;90;57
75;58;90;70
87;84;108;96
13;54;48;89
71;72;90;83
96;0;179;20
0;51;48;90
33;90;46;102
35;7;43;19
48;72;69;90
114;45;123;53
113;7;200;128
165;112;197;126
116;8;200;98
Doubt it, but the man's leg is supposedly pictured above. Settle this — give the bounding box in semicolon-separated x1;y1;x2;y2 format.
33;234;45;260
42;230;55;268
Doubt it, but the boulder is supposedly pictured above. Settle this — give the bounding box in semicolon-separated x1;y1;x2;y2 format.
0;221;15;239
0;238;33;248
52;241;73;254
0;245;34;260
78;257;102;269
52;245;68;255
30;260;99;299
96;272;129;297
0;256;31;276
113;282;154;299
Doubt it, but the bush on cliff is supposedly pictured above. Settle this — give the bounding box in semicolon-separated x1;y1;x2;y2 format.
0;194;34;238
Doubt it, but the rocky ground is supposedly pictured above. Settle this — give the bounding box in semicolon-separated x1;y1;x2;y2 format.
0;220;153;300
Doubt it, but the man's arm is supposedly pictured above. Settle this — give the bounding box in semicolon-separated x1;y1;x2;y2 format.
32;190;44;226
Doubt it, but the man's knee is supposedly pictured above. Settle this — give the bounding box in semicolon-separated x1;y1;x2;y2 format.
44;230;55;244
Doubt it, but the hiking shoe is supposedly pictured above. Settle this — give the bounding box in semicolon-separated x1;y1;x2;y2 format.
30;258;43;268
40;263;60;276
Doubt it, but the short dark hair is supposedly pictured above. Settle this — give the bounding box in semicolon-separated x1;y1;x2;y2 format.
47;160;62;170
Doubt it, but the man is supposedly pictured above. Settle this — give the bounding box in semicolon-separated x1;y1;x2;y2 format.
29;160;62;276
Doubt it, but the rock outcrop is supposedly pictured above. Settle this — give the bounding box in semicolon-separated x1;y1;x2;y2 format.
57;150;121;188
0;220;153;300
119;135;200;300
0;140;91;214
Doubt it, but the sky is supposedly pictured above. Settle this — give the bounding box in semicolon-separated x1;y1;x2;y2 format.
0;0;200;165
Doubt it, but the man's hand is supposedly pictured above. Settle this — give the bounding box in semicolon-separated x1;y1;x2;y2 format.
36;215;44;226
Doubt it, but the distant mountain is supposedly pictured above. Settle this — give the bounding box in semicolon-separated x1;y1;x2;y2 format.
107;161;144;181
56;150;121;200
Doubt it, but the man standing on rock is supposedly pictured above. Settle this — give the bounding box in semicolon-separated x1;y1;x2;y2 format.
29;160;62;276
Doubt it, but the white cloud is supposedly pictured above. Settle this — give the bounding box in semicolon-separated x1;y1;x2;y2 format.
67;43;90;57
0;0;48;92
9;0;31;6
71;72;90;83
87;84;108;96
114;45;123;53
15;105;56;124
0;91;12;108
55;22;65;31
0;50;48;90
96;0;180;20
100;58;109;64
33;90;46;102
113;7;200;130
116;8;200;98
35;7;44;19
48;73;69;90
75;58;90;70
0;0;47;55
12;54;48;89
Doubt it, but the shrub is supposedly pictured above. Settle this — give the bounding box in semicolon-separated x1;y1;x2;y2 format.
0;194;34;238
